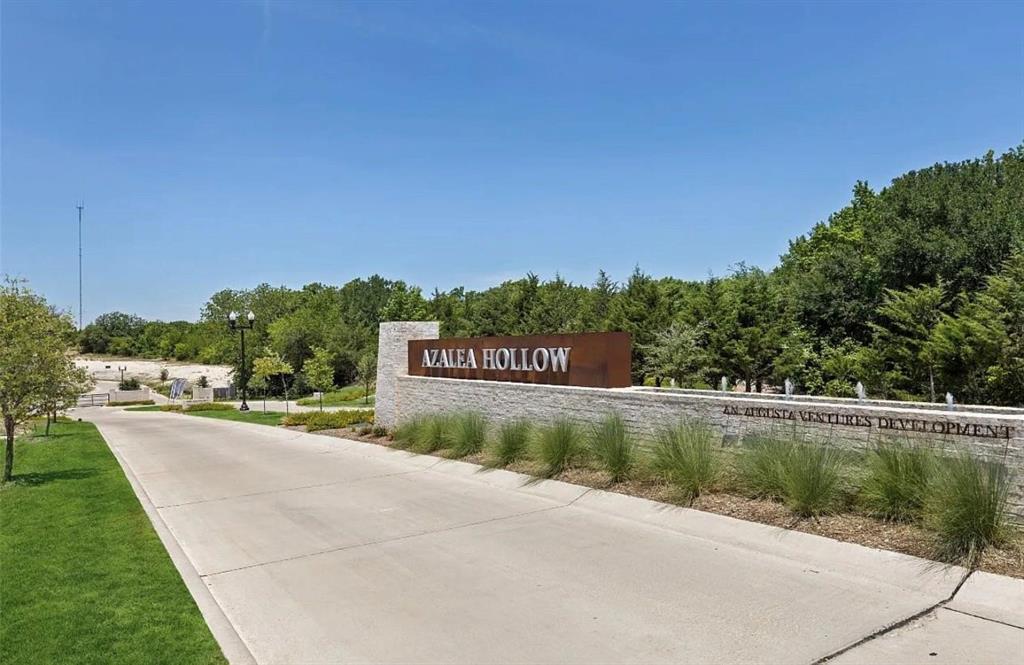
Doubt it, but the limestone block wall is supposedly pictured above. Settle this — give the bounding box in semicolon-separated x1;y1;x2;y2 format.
375;321;440;428
394;375;1024;519
108;387;152;403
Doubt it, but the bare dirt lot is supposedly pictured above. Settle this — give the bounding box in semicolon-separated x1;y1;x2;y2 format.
76;357;234;387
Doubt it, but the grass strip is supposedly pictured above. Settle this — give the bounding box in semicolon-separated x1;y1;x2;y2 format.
0;420;226;664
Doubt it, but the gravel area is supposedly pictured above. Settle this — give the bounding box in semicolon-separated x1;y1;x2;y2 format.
76;357;233;387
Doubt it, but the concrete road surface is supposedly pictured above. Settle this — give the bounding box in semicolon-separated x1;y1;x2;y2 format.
79;407;1023;665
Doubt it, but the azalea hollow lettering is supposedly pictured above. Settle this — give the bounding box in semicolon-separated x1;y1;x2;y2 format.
722;405;1015;440
408;332;632;388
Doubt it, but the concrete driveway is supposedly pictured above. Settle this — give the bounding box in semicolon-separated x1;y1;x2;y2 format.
81;407;1024;665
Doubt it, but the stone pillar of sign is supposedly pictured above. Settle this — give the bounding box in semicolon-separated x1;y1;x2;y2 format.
375;321;440;429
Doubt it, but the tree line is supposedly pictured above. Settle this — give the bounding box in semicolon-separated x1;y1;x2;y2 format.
78;145;1024;406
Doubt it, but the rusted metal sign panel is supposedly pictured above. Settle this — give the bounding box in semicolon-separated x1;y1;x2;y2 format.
408;332;631;388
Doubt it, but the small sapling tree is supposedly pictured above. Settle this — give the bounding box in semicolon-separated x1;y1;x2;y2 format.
252;352;293;415
304;347;335;412
0;279;84;480
356;352;376;405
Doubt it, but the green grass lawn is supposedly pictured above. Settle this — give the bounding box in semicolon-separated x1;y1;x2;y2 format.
0;420;226;664
123;405;286;427
187;409;286;426
297;388;375;408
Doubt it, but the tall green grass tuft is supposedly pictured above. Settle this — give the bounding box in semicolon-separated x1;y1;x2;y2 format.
588;414;636;482
736;437;844;516
534;418;583;478
651;420;719;501
781;445;846;517
860;442;934;521
735;435;795;499
391;416;425;450
925;452;1012;564
411;414;453;454
487;419;531;467
448;412;488;458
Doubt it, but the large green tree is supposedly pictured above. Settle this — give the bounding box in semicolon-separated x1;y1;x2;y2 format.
1;280;88;481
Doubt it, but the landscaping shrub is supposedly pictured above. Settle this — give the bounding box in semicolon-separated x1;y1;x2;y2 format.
412;414;453;453
534;418;583;478
107;399;155;407
159;404;183;412
487;419;531;467
780;445;846;517
860;442;934;521
651;420;719;501
588;414;636;482
925;452;1012;564
736;435;796;499
371;425;388;437
448;412;487;458
281;410;374;431
118;377;141;391
282;412;312;426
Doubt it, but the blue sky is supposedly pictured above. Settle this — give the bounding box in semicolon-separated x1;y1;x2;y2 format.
2;1;1022;322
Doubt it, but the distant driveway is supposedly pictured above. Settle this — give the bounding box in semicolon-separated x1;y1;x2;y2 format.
82;408;1023;665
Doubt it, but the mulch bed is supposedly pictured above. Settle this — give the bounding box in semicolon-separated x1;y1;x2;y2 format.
289;424;1024;579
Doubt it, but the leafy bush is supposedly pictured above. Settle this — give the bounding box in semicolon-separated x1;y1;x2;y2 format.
588;414;636;482
183;402;235;412
925;453;1012;564
371;425;388;437
281;409;374;431
196;375;209;388
736;435;796;499
448;412;487;458
159;404;183;412
781;445;846;517
159;368;169;381
118;377;141;391
488;419;531;467
651;420;719;501
107;399;155;407
412;414;453;453
860;442;934;521
534;418;583;478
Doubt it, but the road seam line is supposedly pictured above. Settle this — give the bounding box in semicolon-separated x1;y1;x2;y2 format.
942;606;1024;630
201;503;568;578
814;568;975;663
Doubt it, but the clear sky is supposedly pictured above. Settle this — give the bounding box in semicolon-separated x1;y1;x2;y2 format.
2;1;1022;322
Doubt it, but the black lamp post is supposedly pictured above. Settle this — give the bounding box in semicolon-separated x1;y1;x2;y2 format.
228;310;255;411
118;365;127;385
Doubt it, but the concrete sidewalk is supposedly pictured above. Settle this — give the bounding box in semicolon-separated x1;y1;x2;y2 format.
80;407;1023;665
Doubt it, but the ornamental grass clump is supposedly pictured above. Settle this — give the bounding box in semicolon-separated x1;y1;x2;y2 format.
925;452;1012;565
448;412;488;458
412;414;453;454
534;418;583;478
588;414;636;482
391;416;425;449
487;419;531;467
780;445;846;517
860;442;935;521
650;420;719;501
735;435;795;499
